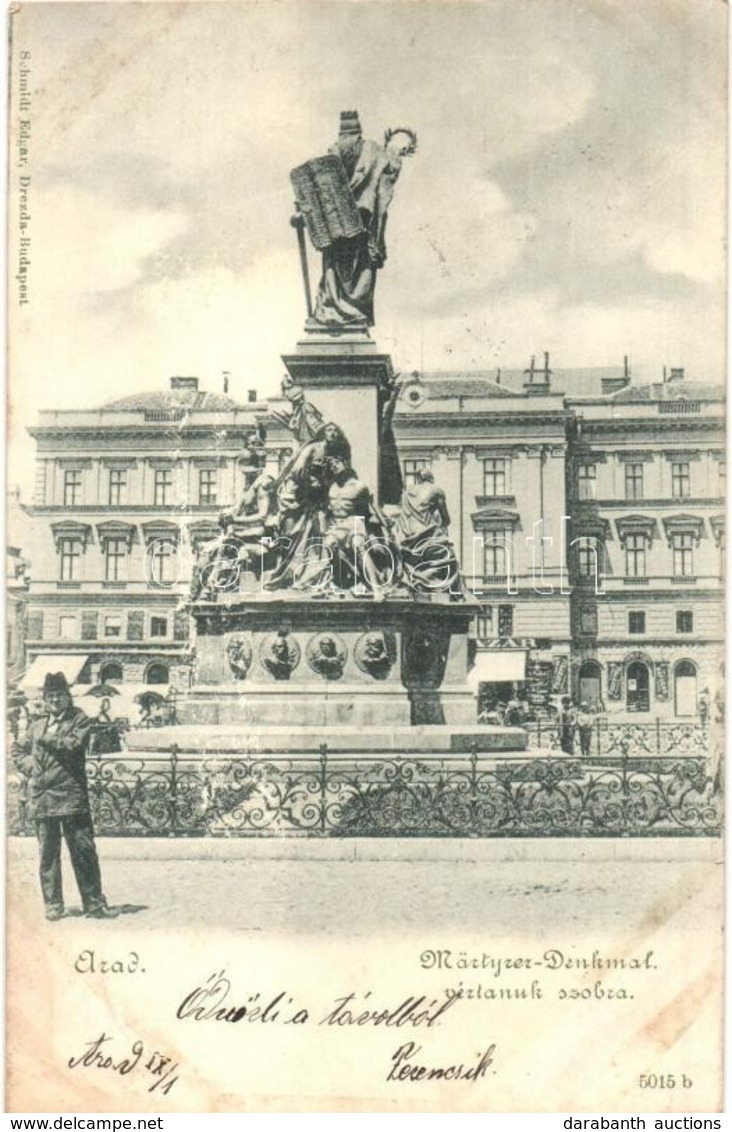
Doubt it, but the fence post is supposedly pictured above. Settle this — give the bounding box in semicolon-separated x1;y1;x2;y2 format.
656;717;662;756
469;741;478;836
169;744;179;836
319;742;328;835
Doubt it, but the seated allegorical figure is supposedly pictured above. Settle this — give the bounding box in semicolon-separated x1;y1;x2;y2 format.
315;455;395;596
191;444;276;599
265;422;352;590
392;467;463;599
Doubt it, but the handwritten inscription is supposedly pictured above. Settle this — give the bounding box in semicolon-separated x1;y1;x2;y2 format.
387;1041;496;1083
68;1033;179;1096
74;950;144;975
176;970;463;1028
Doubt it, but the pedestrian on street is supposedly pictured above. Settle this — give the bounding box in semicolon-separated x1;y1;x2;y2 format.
698;687;710;728
505;694;523;726
576;700;595;758
12;672;116;921
559;695;575;754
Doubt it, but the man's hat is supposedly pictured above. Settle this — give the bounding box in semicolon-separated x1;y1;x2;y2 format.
43;672;70;695
339;110;362;138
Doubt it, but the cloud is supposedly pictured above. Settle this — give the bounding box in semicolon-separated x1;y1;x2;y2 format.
30;183;189;297
9;0;726;496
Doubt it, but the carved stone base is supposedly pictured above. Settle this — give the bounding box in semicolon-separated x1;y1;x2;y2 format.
183;593;481;729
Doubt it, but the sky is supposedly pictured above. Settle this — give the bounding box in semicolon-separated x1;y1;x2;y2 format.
7;0;727;492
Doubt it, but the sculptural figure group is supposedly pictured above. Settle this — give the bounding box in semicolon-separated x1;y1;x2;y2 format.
191;380;462;602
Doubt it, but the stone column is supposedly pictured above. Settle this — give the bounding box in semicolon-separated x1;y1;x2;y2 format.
282;333;394;498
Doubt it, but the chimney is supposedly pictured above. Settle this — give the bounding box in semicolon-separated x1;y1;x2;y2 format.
669;367;685;383
523;351;551;394
248;389;257;403
602;357;632;395
223;371;230;394
495;367;502;385
170;376;199;391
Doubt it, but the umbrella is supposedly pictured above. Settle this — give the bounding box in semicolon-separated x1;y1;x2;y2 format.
134;690;166;710
84;683;122;698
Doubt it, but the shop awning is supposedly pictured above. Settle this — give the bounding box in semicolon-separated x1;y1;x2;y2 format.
20;654;90;690
468;650;527;686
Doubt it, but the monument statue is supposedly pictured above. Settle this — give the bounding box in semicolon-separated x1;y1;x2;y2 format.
190;442;276;599
318;455;394;595
265;422;353;589
270;374;325;444
291;111;417;329
393;467;463;598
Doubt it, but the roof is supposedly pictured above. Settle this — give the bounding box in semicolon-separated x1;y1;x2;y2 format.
607;380;723;404
420;367;628;397
415;368;723;403
99;389;246;413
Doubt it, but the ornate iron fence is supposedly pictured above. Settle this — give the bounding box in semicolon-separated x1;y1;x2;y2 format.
8;741;722;838
528;718;715;760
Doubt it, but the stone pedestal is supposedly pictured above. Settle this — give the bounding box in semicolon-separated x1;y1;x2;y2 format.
181;592;482;729
282;331;393;495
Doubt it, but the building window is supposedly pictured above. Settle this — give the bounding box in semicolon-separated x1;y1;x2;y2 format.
577;464;597;501
576;537;601;579
475;608;494;639
628;611;646;634
63;470;83;506
718;461;726;495
103;615;123;638
671;463;690;499
149;539;178;587
199;469;218;505
672;533;694;577
483;531;509;577
146;662;169;685
676;610;693;633
150;616;168;638
402;458;430;488
58;615;77;640
59;538;83;581
625;464;643;501
579;606;598;635
624;534;646;577
100;662;123;684
108;469;127;506
497;605;513;638
483;459;507;497
104;539;128;582
154;469;173;506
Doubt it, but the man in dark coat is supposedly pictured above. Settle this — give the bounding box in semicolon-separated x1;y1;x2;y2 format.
12;671;115;920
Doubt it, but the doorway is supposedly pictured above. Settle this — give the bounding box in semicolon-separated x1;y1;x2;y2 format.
626;661;650;713
674;660;697;718
578;661;602;708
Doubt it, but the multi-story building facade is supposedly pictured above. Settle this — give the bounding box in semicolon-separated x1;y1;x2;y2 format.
19;377;266;711
565;369;724;719
15;363;724;722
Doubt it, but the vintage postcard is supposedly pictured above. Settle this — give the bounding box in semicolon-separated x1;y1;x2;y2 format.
5;0;725;1115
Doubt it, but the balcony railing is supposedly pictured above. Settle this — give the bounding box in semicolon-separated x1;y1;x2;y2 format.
658;401;701;413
